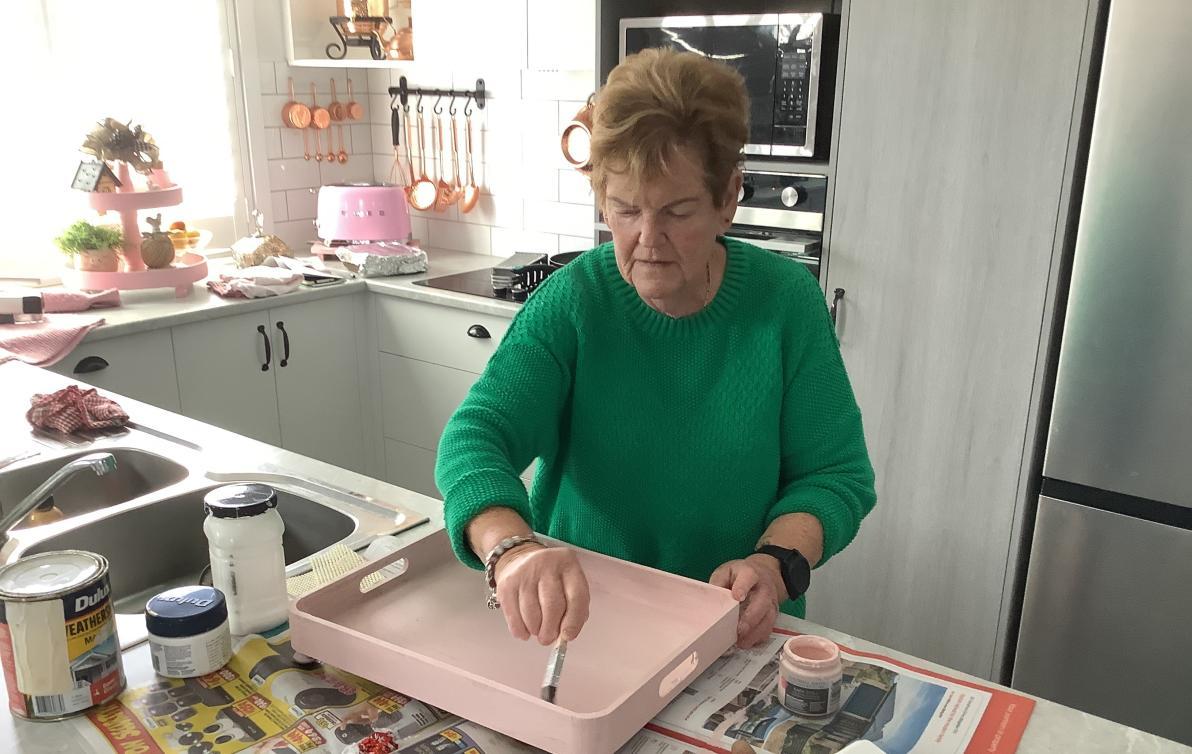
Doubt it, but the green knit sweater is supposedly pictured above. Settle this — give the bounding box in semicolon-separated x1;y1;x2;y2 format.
435;238;876;616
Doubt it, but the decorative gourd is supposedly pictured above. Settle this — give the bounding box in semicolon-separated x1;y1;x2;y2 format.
140;213;175;269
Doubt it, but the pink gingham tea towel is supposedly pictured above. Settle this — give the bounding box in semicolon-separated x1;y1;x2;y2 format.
27;384;129;433
0;314;105;367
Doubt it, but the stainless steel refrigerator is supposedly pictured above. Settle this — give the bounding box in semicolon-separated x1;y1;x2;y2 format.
1012;0;1192;745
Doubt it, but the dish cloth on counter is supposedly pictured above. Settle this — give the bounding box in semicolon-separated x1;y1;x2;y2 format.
27;384;129;433
0;314;105;367
42;288;121;312
207;265;302;299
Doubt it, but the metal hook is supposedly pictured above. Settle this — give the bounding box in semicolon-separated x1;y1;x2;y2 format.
433;93;444;114
416;90;423;113
448;92;458;116
463;92;474;117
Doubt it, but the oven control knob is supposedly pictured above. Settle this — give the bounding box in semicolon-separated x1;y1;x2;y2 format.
780;186;805;207
738;183;755;203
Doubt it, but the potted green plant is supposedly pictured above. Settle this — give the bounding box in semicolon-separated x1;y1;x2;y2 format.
54;220;123;272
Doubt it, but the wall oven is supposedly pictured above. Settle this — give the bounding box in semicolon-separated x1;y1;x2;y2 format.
620;13;837;158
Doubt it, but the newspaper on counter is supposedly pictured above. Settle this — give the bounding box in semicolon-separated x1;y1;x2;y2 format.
75;629;1032;754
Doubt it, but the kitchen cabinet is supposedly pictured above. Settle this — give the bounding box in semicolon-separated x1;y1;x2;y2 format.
173;295;368;472
173;310;282;446
47;329;181;413
805;0;1092;679
375;296;524;498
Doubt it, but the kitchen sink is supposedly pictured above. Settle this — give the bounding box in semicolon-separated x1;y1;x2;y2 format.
23;485;357;646
0;448;187;522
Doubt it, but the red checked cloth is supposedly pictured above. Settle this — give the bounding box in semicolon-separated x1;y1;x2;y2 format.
27;385;129;434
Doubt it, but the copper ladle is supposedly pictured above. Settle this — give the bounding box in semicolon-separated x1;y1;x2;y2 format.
408;97;439;211
446;101;464;205
459;100;481;213
432;100;453;212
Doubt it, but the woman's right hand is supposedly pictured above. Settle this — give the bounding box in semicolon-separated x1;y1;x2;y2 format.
493;545;591;645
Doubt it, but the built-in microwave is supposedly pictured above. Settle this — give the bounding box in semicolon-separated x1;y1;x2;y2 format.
620;13;837;158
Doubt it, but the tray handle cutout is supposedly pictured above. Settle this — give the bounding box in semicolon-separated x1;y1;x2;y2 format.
359;557;409;594
658;650;700;698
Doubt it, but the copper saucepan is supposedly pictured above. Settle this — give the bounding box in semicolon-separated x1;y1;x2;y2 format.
282;77;311;129
560;94;595;173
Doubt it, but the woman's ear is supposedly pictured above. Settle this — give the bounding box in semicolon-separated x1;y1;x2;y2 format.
720;170;743;231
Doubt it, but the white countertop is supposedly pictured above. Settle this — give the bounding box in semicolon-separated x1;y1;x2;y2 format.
0;364;1186;753
66;247;519;344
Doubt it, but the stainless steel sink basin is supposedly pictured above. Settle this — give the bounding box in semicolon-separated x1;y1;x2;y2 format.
0;425;429;649
0;448;186;522
24;485;356;609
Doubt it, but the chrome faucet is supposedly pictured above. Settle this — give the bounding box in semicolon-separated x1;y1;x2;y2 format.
0;452;117;542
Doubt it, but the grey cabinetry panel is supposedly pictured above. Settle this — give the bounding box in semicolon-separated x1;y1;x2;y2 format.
806;0;1090;677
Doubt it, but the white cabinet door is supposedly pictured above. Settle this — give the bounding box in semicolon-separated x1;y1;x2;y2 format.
375;297;509;373
808;0;1091;679
527;0;595;71
48;329;180;412
270;295;367;473
172;310;282;446
379;353;478;452
384;438;439;500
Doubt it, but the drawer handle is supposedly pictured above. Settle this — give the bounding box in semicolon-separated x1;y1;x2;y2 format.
258;324;271;371
466;324;491;339
276;321;290;367
73;356;109;374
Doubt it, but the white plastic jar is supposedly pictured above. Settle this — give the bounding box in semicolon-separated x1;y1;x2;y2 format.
202;483;288;635
146;585;232;678
776;634;843;717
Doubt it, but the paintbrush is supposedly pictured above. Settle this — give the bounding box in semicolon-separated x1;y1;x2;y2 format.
540;637;568;703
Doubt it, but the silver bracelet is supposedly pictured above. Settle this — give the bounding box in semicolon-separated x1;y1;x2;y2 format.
483;535;541;609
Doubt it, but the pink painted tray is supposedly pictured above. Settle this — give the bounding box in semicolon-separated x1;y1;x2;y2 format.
289;529;738;753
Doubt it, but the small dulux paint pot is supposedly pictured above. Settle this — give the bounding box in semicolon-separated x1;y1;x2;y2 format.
776;634;843;717
145;586;233;679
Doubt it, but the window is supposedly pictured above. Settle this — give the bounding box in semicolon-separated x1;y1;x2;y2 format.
2;0;251;275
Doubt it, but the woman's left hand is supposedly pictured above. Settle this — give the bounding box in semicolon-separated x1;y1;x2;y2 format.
710;555;785;649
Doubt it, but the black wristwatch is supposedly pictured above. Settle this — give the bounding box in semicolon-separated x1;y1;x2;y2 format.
754;545;811;601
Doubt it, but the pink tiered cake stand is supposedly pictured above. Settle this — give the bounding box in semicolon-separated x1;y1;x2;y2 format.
61;163;209;298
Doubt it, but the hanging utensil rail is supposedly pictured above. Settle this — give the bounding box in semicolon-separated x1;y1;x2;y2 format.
389;77;486;112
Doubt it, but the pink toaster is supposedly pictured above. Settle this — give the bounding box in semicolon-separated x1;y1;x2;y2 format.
316;183;411;243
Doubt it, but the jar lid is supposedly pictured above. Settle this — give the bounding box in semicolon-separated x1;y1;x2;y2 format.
203;483;278;518
146;586;228;638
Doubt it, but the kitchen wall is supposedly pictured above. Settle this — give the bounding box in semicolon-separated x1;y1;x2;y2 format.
247;0;597;258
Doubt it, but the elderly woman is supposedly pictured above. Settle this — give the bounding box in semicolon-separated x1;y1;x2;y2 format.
435;48;875;649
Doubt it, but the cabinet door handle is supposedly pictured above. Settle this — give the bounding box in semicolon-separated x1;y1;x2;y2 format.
257;324;271;371
276;321;290;367
467;324;491;339
73;355;109;374
829;288;845;339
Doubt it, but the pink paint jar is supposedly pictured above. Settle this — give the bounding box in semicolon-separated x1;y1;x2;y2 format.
776;635;843;717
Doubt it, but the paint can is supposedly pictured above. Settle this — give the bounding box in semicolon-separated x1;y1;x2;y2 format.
0;550;125;720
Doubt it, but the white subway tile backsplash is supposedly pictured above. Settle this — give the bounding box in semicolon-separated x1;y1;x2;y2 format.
490;228;558;257
318;154;375;184
279;127;308;160
366;69;392;95
462;195;522;229
524;200;595;237
368;93;391;125
558;234;596;252
427;219;491;254
270;191;289;223
349;123;372;155
558;169;594;205
285;188;318;220
275;64;338;96
557;100;589;132
272;218;317;253
265;128;284;160
409;216;429;245
522;70;596;102
268;157;320;191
